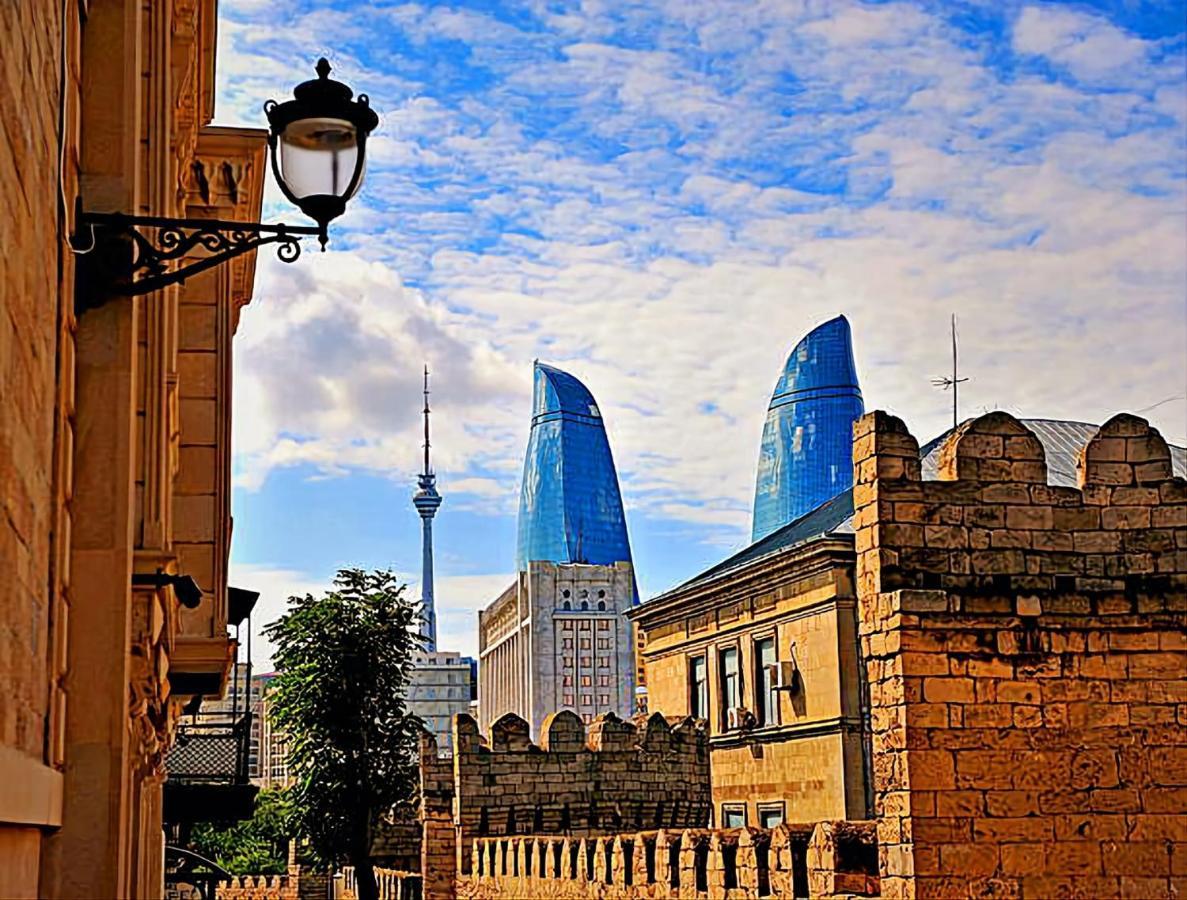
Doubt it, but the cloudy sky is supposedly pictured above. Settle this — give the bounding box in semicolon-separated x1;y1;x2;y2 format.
217;0;1187;668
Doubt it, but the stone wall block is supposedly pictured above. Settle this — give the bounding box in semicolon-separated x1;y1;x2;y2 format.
541;710;586;753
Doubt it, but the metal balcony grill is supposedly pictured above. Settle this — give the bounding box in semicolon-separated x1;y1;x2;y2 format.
167;713;252;784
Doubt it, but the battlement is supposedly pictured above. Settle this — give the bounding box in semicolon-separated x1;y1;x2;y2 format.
853;410;1186;608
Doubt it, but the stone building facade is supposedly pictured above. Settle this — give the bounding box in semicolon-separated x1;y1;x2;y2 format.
478;561;636;735
408;650;475;754
1;2;265;895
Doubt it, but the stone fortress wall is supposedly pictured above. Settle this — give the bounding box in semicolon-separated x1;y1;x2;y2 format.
419;710;711;897
435;409;1186;899
854;410;1186;899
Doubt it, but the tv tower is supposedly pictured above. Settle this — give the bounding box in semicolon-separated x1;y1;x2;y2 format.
412;365;443;650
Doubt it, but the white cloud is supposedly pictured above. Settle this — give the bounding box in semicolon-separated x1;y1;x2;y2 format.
1013;6;1152;83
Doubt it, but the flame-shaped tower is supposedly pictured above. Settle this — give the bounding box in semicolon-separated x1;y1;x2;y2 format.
516;363;633;582
752;315;864;542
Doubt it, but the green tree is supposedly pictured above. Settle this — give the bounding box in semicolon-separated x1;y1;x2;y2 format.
190;787;296;874
263;568;424;900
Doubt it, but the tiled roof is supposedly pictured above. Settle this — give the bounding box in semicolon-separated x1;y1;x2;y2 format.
655;417;1185;599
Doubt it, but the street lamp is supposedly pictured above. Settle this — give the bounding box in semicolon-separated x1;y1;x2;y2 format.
265;58;378;250
72;58;378;308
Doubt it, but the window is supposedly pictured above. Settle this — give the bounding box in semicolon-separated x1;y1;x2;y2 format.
580;637;591;649
598;694;609;705
597;638;610;650
598;674;609;687
581;675;591;686
562;621;573;631
755;637;777;726
563;656;574;669
581;656;591;667
579;620;591;630
689;655;707;720
597;620;609;631
563;693;574;705
720;647;740;728
597;657;609;669
758;803;785;829
721;805;746;829
581;694;592;706
563;638;573;649
563;675;573;686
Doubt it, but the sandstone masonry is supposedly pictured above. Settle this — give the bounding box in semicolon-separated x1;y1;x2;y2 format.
853;410;1186;899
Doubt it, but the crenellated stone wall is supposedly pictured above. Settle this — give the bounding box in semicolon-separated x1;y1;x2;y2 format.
422;710;711;895
853;410;1187;899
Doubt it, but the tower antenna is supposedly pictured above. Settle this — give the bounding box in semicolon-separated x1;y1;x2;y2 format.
422;364;431;476
931;313;970;431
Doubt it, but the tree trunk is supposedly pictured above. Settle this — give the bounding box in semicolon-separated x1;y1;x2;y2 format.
351;851;379;900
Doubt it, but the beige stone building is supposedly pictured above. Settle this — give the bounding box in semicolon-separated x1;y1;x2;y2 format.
630;507;868;829
259;682;295;791
1;2;269;895
478;561;636;735
408;651;476;755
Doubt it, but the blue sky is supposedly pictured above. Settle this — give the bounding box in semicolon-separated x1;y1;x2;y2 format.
215;0;1187;667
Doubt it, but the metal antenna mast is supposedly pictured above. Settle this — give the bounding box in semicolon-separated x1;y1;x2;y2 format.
422;364;431;476
931;314;970;430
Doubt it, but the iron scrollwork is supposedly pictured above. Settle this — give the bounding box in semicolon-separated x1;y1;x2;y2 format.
72;211;321;305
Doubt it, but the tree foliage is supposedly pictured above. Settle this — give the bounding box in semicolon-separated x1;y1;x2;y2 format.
190;788;296;874
263;568;424;900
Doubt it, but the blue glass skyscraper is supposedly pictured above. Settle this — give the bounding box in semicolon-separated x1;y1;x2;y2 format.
752;315;864;542
516;363;633;576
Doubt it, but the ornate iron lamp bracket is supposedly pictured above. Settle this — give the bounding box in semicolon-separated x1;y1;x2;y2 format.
71;210;322;308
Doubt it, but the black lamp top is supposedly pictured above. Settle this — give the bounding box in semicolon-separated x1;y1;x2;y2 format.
265;58;378;136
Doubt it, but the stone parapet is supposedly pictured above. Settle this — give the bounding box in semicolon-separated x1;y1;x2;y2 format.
852;410;1187;899
334;867;419;900
459;821;877;899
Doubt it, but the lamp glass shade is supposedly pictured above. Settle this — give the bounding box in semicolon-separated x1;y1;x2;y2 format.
278;117;361;200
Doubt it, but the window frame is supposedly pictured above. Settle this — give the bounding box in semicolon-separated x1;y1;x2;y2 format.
720;803;747;829
753;634;778;727
757;801;785;830
688;653;708;721
718;644;741;730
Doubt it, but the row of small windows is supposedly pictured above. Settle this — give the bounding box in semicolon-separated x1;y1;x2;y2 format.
561;693;612;707
561;656;611;671
560;599;608;611
561;589;607;600
560;620;611;631
560;637;612;650
563;674;612;687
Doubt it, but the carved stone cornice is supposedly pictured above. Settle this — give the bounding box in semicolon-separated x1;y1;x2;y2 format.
184;126;270;314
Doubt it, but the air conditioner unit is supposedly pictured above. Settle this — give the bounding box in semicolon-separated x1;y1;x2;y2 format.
727;707;756;730
772;660;800;692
